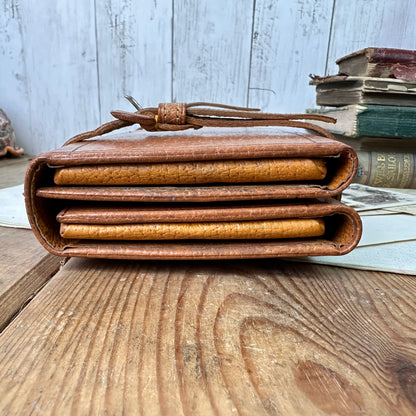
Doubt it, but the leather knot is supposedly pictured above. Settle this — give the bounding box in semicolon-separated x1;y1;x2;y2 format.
158;103;186;125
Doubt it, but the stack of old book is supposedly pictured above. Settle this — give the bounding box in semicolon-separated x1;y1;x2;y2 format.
309;47;416;189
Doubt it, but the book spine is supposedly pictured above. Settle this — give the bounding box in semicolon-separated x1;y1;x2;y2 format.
357;106;416;138
355;151;416;188
370;48;416;64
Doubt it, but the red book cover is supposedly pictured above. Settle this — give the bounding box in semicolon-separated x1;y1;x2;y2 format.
336;48;416;82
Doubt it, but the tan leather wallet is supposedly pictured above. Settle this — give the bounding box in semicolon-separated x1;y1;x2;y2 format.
25;103;362;259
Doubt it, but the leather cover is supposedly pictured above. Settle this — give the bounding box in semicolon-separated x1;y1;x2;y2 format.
59;218;326;240
53;158;328;185
25;129;362;259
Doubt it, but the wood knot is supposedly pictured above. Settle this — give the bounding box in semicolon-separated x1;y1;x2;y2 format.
292;360;364;415
396;363;416;409
158;103;186;125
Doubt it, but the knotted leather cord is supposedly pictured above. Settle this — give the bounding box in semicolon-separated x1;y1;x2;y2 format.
64;102;336;145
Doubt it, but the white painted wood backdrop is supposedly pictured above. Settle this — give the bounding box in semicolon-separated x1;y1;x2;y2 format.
1;0;416;154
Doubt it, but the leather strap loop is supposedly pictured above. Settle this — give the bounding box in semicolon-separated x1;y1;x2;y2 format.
158;103;187;125
64;102;336;145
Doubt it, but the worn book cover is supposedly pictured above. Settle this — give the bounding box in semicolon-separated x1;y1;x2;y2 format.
336;47;416;81
307;104;416;138
354;150;416;189
310;75;416;106
330;135;416;189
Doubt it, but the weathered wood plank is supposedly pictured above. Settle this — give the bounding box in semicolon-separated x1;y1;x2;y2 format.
0;258;414;415
0;156;62;331
0;227;62;332
326;0;416;75
172;0;254;105
95;0;173;120
248;0;334;113
0;155;32;188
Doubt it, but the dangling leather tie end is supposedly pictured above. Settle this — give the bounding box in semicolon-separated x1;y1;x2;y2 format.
64;100;336;145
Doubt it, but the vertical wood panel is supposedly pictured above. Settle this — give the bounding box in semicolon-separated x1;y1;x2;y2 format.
4;1;101;154
172;0;254;106
0;1;32;155
3;0;416;153
248;0;334;112
327;0;416;75
95;0;172;121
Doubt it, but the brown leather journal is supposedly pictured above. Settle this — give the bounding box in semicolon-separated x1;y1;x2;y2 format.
25;103;361;259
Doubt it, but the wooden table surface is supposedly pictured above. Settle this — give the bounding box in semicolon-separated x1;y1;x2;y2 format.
0;157;415;415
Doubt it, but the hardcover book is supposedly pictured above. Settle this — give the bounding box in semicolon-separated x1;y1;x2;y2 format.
310;75;416;107
332;136;416;189
307;104;416;138
336;47;416;82
354;150;416;189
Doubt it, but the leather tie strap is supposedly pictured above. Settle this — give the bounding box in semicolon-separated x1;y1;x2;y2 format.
64;102;336;145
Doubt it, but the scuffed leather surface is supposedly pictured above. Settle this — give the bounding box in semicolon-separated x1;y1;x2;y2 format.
44;129;352;163
36;183;347;203
56;201;335;224
29;130;358;196
53;158;327;186
60;218;325;240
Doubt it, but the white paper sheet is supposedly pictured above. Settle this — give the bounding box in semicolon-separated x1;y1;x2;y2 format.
301;241;416;275
293;212;416;275
0;184;30;229
359;214;416;246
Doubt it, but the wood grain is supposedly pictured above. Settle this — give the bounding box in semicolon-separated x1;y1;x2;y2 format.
0;227;62;332
248;0;333;112
172;0;254;105
95;0;172;119
0;1;100;154
0;258;414;415
4;1;416;153
0;155;32;187
0;2;30;154
0;154;62;331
